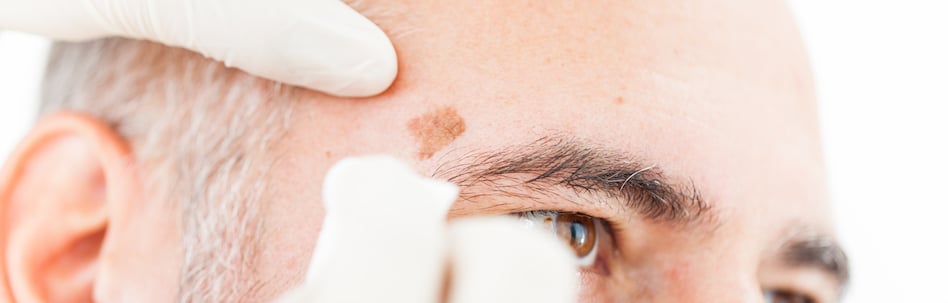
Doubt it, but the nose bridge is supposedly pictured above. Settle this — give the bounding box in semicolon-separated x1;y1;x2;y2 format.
654;275;765;303
639;258;767;303
663;283;765;303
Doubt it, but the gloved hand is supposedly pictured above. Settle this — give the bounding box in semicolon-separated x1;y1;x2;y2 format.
276;156;579;303
0;0;397;97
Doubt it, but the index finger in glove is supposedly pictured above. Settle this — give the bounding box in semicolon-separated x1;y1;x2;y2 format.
0;0;105;40
0;0;398;97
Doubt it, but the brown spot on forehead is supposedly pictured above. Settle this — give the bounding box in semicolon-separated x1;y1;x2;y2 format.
407;106;467;160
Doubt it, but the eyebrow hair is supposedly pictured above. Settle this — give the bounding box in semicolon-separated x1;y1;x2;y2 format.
780;237;851;286
432;136;711;224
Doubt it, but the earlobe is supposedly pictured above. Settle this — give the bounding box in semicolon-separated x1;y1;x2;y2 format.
0;112;135;303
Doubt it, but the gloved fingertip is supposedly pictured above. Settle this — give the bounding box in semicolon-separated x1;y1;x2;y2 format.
320;40;398;98
286;0;399;97
323;155;456;217
448;217;580;303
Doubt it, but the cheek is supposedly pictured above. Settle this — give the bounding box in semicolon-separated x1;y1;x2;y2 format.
251;146;333;293
663;261;693;285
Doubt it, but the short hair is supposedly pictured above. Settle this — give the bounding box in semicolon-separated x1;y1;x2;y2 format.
41;38;299;301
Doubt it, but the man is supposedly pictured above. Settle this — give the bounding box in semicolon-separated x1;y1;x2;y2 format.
0;0;848;302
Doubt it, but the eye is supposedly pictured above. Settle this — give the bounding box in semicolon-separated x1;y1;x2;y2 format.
514;211;604;267
763;289;816;303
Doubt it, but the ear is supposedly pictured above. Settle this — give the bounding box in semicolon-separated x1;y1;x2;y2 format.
0;112;138;302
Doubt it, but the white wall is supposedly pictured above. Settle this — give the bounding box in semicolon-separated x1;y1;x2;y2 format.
0;32;47;159
790;1;948;302
1;1;945;301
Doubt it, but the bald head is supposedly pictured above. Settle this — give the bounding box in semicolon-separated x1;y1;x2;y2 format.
20;0;840;302
272;0;838;300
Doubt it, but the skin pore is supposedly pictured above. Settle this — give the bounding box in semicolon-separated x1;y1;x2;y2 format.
0;0;847;302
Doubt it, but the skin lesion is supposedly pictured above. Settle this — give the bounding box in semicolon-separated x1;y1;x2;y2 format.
407;106;467;160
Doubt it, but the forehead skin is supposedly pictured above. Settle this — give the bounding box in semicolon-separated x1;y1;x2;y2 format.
258;0;832;300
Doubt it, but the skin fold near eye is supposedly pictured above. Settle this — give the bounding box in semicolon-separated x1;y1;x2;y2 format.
763;289;816;303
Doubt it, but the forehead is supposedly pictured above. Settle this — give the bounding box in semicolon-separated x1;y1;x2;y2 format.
281;0;832;234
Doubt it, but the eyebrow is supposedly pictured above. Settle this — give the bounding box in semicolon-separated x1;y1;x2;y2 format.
432;136;711;225
780;237;851;286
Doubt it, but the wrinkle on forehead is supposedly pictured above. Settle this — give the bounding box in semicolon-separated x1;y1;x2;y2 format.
407;106;466;160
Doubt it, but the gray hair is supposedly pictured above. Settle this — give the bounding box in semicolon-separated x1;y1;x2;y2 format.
41;38;297;302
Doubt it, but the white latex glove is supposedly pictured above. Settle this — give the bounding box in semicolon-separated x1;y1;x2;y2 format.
276;156;579;303
0;0;397;97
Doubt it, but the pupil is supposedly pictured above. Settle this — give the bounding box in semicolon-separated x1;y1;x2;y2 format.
570;221;587;247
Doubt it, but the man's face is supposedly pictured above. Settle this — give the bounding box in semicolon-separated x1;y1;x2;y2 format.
238;0;845;301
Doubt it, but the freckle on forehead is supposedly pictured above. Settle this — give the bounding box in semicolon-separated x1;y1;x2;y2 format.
407;106;467;160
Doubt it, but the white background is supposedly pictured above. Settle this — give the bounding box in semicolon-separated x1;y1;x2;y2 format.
1;1;946;302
